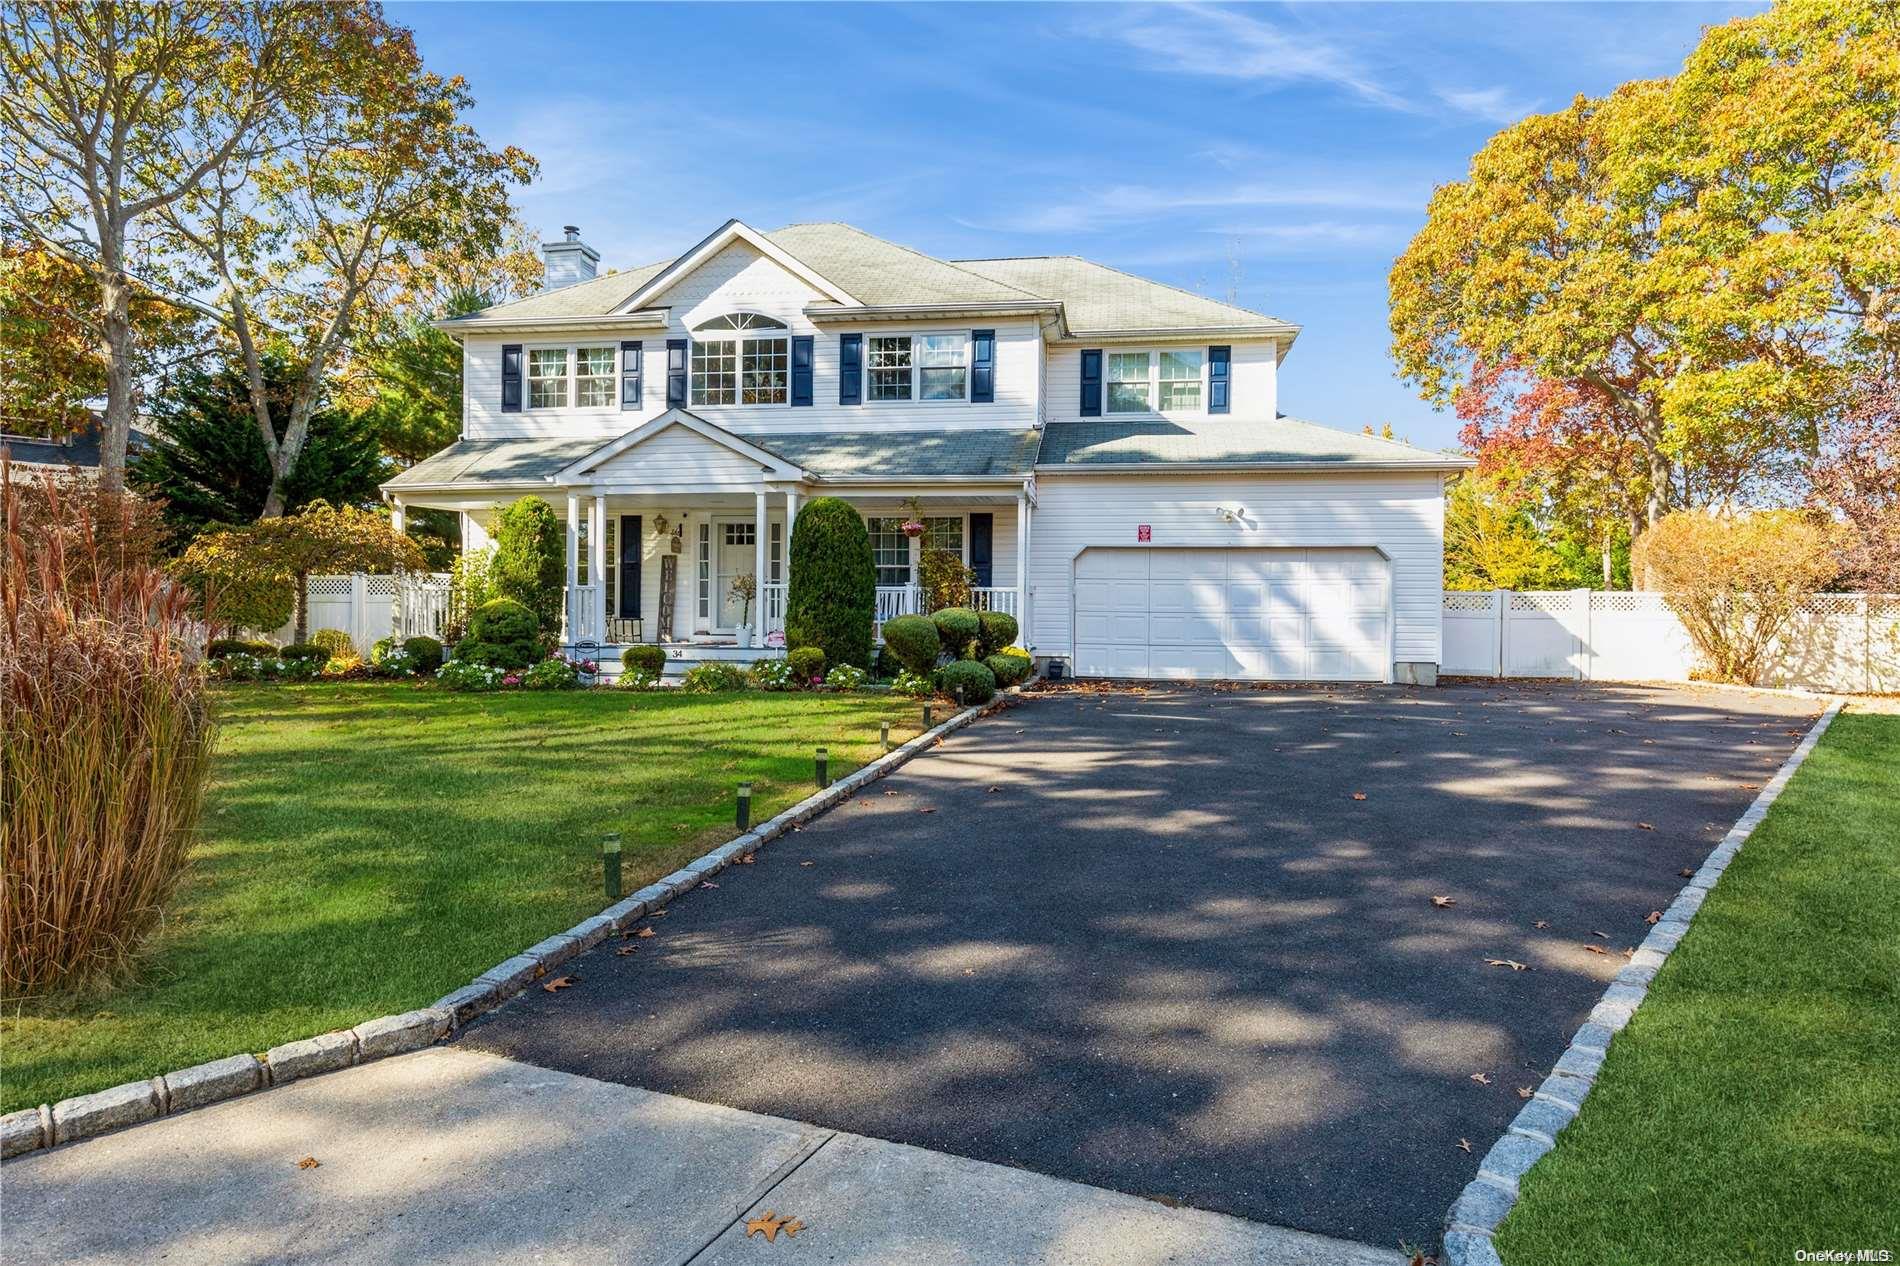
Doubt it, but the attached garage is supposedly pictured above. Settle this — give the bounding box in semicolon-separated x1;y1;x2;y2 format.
1072;547;1391;682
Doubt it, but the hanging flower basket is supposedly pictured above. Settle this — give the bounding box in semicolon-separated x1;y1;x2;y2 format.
901;519;926;538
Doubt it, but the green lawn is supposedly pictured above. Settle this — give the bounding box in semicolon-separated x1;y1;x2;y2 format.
0;683;925;1114
1496;711;1900;1265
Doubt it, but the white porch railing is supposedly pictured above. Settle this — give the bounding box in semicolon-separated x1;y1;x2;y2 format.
874;585;919;640
762;582;787;634
395;573;453;641
566;585;600;644
971;586;1019;618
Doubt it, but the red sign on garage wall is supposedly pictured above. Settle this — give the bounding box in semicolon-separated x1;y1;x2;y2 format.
1137;524;1152;542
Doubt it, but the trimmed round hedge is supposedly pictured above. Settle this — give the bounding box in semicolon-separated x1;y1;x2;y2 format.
935;659;996;704
279;642;329;663
985;649;1032;687
930;607;980;660
880;614;939;676
622;644;667;677
785;497;875;670
206;638;275;660
788;646;827;682
977;610;1018;657
402;636;445;673
455;597;540;669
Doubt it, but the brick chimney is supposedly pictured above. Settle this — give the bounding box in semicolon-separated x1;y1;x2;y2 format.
541;225;599;292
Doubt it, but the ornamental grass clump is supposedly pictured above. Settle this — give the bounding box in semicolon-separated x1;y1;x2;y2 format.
1;466;218;994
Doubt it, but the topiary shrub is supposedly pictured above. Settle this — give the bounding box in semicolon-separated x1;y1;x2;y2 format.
489;497;565;637
976;610;1018;657
280;642;329;663
206;638;275;659
785;496;875;670
750;658;795;691
934;659;996;704
787;645;827;684
985;647;1032;687
455;596;539;669
309;628;355;659
930;607;980;660
623;644;666;678
880;614;939;676
402;636;444;673
680;661;748;692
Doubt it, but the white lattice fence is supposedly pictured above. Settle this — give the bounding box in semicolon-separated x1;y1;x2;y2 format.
271;573;452;650
1442;590;1899;692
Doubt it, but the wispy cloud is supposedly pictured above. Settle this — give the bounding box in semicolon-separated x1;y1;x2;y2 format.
960;179;1426;236
1087;4;1537;124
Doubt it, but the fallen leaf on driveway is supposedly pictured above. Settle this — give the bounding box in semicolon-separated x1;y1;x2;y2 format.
1533;920;1550;929
296;1156;320;1170
1485;958;1530;971
699;881;719;890
615;947;636;957
1582;944;1609;956
1431;895;1457;908
1457;1138;1472;1153
800;860;815;867
745;1210;805;1242
1645;910;1663;925
1350;792;1368;801
635;927;656;939
542;975;578;992
1590;929;1609;939
1679;868;1696;878
1517;1086;1534;1100
1636;822;1654;831
987;786;1001;793
1470;1072;1493;1085
1740;783;1760;791
737;853;757;864
917;807;938;814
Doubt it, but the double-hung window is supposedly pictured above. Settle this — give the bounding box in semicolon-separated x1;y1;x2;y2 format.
922;516;962;559
691;313;787;405
528;348;569;409
1107;349;1205;414
527;345;616;409
865;333;967;402
866;517;912;586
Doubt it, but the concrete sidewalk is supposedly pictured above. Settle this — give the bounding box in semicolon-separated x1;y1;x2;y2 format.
1;1047;1402;1266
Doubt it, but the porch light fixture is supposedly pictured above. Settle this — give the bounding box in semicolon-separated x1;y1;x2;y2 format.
653;513;670;534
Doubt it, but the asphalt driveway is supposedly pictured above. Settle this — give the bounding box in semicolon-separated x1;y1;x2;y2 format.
459;680;1821;1251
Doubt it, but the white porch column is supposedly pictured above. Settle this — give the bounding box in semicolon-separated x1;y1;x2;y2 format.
908;531;922;612
1015;489;1029;638
389;497;406;638
785;488;801;536
564;493;580;643
591;493;607;642
754;490;768;646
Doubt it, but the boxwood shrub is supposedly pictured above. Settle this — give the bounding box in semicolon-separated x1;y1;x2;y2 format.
934;659;996;704
309;628;356;659
206;638;275;660
930;607;980;659
454;597;540;669
622;644;667;678
279;642;329;663
976;610;1018;657
787;645;827;683
985;648;1032;687
880;614;939;676
402;636;445;673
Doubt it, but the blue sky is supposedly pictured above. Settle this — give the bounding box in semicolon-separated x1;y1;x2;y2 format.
395;1;1761;450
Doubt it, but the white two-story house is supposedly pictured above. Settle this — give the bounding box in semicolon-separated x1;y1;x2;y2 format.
384;219;1468;683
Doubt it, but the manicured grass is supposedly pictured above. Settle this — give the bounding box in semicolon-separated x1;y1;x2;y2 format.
0;683;925;1113
1496;711;1900;1265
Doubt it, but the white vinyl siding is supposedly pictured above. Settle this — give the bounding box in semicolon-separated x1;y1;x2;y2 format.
462;242;1039;439
1044;339;1278;425
1027;471;1444;671
587;423;766;488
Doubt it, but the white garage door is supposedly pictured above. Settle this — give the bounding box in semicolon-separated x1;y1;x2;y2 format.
1072;548;1389;682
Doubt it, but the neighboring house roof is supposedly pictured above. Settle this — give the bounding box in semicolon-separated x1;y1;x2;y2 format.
951;255;1290;336
443;220;1293;339
1;419;150;471
1034;417;1471;471
383;420;1043;492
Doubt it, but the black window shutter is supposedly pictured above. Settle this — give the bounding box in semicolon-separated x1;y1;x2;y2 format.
791;335;814;406
666;339;688;407
969;513;993;587
839;333;863;405
1080;349;1102;417
1208;345;1231;414
970;329;995;403
618;516;642;618
501;344;522;412
620;341;643;410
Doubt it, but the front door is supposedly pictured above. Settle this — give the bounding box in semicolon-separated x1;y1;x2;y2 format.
714;519;757;631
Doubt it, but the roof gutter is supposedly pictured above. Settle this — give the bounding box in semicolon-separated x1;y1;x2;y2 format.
1050;322;1302;345
1035;457;1474;475
431;312;670;336
803;302;1062;323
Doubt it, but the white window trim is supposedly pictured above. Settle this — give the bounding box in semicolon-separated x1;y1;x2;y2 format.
689;311;792;408
1103;347;1212;418
860;331;971;406
868;511;969;585
523;341;619;413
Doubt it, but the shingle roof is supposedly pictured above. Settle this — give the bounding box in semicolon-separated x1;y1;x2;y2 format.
736;428;1041;479
953;256;1291;334
1035;417;1468;469
383;425;1043;490
447;221;1293;335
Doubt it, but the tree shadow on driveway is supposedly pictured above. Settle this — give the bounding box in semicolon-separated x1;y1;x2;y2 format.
458;680;1820;1251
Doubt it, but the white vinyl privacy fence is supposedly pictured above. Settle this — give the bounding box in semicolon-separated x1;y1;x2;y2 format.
269;573;452;649
1442;590;1899;693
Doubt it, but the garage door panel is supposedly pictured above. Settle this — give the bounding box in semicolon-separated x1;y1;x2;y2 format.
1073;548;1388;682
